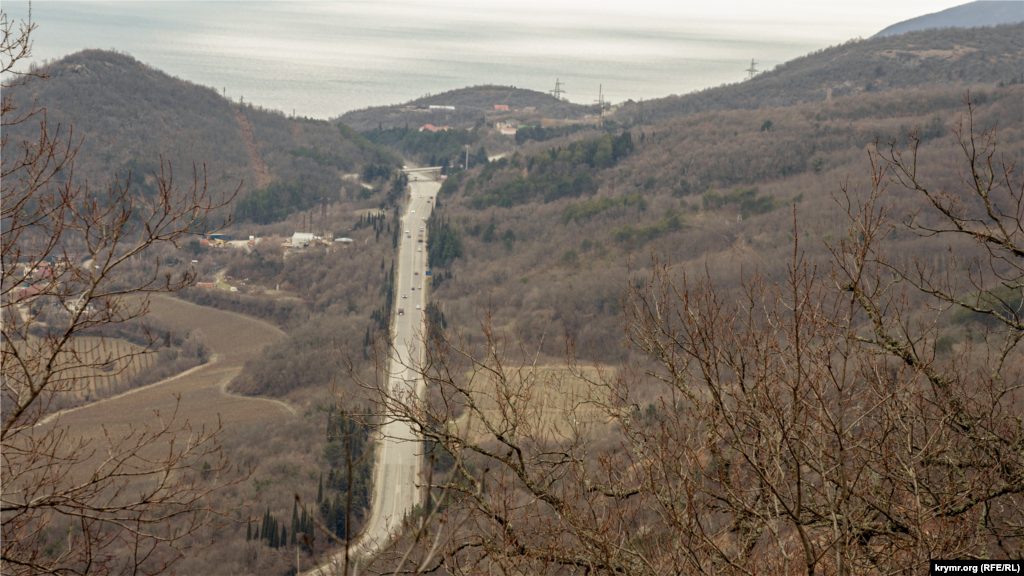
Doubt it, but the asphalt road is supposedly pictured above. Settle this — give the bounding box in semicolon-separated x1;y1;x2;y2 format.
360;175;437;545
304;172;439;574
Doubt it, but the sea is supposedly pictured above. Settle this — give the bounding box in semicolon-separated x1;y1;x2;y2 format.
3;1;967;120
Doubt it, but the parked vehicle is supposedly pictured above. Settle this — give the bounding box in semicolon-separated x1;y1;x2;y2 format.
398;308;405;315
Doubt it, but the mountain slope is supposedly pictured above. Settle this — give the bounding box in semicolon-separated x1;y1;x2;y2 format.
4;49;398;223
615;23;1022;126
875;0;1024;37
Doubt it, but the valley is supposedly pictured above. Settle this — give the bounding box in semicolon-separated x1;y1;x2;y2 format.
3;8;1024;575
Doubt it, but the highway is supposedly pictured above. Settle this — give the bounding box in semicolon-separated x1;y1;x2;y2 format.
305;170;439;574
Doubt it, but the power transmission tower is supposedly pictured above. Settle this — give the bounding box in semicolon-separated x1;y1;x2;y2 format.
550;78;565;101
745;59;758;80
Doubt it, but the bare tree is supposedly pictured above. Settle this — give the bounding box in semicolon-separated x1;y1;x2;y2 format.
2;10;248;575
348;95;1023;575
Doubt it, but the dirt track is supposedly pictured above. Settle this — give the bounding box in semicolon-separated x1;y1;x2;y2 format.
235;110;272;189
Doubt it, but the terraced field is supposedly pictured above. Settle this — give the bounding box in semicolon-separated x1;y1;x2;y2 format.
43;295;293;443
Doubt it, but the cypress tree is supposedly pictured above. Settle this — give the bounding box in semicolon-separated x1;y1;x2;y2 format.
334;493;346;538
246;522;252;541
281;524;288;548
291;500;299;535
317;473;323;504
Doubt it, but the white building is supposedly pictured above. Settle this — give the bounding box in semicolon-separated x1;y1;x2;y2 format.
291;232;316;247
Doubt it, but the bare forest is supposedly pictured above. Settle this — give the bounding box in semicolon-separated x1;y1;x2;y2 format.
3;5;1024;576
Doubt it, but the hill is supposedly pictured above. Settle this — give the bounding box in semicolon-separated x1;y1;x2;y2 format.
613;23;1022;125
875;0;1024;37
336;84;594;132
3;49;400;225
422;83;1023;361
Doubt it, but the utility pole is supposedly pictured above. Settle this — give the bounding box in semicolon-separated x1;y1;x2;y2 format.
594;85;605;127
549;78;564;101
745;59;758;80
321;196;327;238
464;144;470;170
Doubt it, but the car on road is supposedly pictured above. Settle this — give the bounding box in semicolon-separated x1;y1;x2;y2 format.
398;308;405;315
416;305;421;310
403;294;407;298
411;209;416;213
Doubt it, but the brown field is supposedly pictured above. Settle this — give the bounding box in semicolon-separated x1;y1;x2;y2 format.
145;294;285;359
454;365;612;444
45;295;294;447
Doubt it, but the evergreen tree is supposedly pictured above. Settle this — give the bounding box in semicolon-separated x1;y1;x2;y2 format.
246;522;252;541
281;525;287;549
291;500;299;535
317;473;323;504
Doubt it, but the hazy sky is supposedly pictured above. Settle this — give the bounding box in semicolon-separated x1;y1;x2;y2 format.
8;0;973;56
2;0;987;117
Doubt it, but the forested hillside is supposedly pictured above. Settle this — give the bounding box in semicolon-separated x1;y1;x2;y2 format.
4;49;399;225
615;23;1023;125
336;84;593;132
423;83;1023;362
